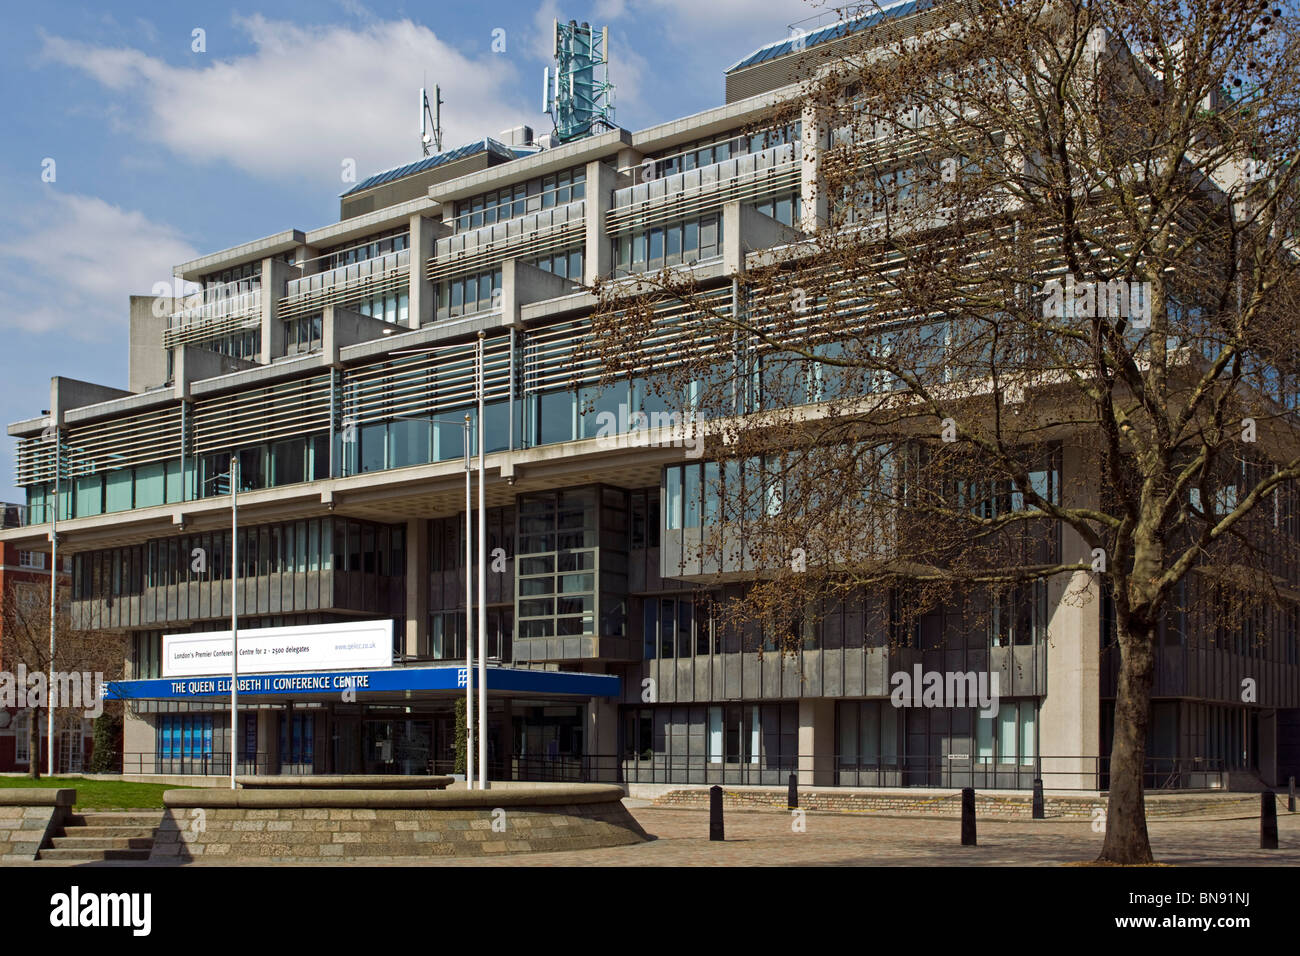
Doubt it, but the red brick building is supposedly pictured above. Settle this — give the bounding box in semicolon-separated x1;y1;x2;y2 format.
0;503;88;773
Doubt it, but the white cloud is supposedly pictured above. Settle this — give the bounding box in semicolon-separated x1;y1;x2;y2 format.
40;16;535;187
0;192;199;339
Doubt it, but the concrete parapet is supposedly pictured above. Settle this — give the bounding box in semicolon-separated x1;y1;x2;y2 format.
0;789;75;862
153;783;646;861
234;775;453;790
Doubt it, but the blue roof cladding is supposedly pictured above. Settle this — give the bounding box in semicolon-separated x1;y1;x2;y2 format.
339;137;526;198
726;0;937;73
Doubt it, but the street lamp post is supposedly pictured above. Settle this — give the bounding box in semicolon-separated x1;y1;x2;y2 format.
476;332;487;791
464;414;474;789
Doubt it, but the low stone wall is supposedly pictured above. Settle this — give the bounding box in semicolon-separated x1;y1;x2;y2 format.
651;787;1260;820
0;789;74;861
235;775;453;790
152;784;648;861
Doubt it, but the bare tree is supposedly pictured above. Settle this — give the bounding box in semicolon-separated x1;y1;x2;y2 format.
590;0;1300;863
3;577;123;779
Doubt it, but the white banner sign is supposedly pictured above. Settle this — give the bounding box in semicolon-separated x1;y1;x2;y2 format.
163;620;393;678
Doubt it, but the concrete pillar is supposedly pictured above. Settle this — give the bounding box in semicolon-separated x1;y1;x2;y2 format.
797;698;836;786
260;256;297;364
1038;439;1102;790
408;213;448;329
585;693;619;782
258;709;278;774
799;99;828;233
404;518;428;658
122;710;153;776
584;159;616;285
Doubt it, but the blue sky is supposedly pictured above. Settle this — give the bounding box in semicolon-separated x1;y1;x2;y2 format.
0;0;824;502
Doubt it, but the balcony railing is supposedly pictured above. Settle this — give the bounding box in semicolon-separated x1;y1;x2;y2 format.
163;280;263;349
608;141;801;233
279;248;411;321
428;200;586;283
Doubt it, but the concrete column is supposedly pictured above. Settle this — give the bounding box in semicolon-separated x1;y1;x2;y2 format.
1037;439;1102;790
584;159;616;285
404;518;428;658
799;100;828;233
122;711;153;775
408;213;448;329
258;709;278;774
260;256;297;364
797;698;836;786
585;693;619;782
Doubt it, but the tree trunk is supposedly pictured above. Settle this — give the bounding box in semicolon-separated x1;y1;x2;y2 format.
1098;619;1155;864
26;706;41;781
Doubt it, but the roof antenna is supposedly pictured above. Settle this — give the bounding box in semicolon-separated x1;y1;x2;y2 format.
420;83;444;156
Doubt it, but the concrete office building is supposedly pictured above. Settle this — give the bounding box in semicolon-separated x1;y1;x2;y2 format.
2;4;1297;789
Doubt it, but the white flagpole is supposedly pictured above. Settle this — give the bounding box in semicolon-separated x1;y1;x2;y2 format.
47;429;59;777
477;332;488;791
230;455;239;790
464;414;474;789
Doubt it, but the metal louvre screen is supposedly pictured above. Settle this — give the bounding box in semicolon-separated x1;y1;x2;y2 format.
191;374;332;455
343;336;511;427
523;287;733;394
429;202;586;283
16;405;185;485
607;144;800;234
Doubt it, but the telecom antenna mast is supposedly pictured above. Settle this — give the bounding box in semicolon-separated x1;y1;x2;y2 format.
420;84;444;156
543;20;615;144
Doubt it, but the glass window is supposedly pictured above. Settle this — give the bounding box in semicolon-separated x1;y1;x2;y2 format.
998;702;1017;764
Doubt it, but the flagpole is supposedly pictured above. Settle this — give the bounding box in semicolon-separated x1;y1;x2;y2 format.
464;414;474;789
47;428;59;776
477;331;487;791
230;455;239;790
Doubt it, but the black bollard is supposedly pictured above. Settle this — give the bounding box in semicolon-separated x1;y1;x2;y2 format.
788;773;798;810
709;785;725;841
1289;776;1295;814
961;787;977;846
1032;778;1045;820
1261;792;1278;850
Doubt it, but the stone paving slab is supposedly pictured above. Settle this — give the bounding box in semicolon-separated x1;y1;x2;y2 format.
10;804;1298;866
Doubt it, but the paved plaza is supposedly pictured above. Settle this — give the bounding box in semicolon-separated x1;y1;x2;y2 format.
11;799;1297;867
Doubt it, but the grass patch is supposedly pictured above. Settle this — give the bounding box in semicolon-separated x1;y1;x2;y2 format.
0;776;190;810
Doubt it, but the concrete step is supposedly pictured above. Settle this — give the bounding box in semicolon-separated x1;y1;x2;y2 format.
51;835;154;850
66;812;161;828
63;825;157;839
36;847;152;862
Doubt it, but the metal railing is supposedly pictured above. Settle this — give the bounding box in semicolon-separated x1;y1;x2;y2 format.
115;751;1230;791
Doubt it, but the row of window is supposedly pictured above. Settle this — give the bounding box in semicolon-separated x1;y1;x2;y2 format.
645;124;801;180
516;489;601;639
288;315;323;355
453;166;586;232
613;213;722;276
318;229;408;272
436;267;502;319
73;517;406;600
838;699;1038;767
526;247;584;281
192;329;261;361
201;260;260;291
